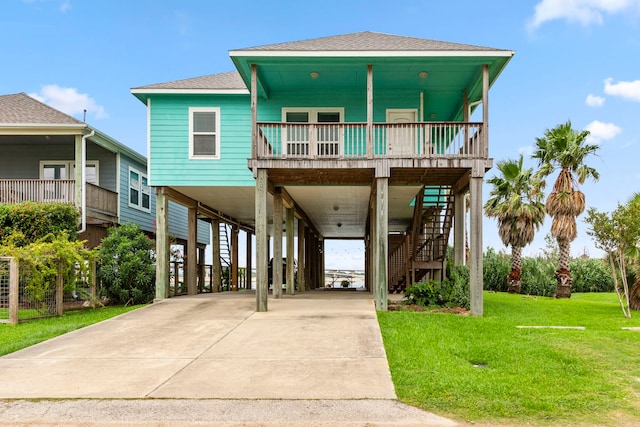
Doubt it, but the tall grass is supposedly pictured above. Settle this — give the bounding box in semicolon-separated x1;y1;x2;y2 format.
379;292;640;426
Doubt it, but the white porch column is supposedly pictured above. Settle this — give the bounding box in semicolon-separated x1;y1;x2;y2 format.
286;207;295;295
74;134;83;214
256;169;268;312
155;187;169;300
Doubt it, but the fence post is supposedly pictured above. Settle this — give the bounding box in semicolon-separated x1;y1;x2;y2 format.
56;261;64;316
8;257;19;325
91;259;97;308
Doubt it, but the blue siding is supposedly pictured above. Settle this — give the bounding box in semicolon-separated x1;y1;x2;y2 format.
118;154;209;245
118;154;155;232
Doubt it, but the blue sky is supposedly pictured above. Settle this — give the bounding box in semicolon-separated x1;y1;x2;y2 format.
2;0;639;269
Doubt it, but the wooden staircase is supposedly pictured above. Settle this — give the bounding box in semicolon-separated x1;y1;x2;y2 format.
219;222;232;290
388;185;454;293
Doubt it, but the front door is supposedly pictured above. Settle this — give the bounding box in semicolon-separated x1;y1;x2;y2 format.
386;109;417;156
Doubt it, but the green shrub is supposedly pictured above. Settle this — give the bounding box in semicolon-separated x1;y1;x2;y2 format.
520;256;556;296
0;231;94;313
444;264;470;309
97;223;155;305
570;257;614;293
0;202;78;245
483;248;510;292
404;280;444;307
403;265;470;309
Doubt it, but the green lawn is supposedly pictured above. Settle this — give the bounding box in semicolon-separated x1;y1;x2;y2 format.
0;305;142;357
378;292;640;426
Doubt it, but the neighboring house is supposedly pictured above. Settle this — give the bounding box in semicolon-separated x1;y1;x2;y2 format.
131;31;513;314
0;92;209;254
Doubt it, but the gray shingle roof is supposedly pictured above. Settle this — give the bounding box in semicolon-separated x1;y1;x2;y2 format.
133;71;246;90
0;92;85;125
235;31;503;52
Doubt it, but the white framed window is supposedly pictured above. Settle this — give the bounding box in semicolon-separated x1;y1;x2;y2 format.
40;160;99;184
128;167;150;212
189;107;220;159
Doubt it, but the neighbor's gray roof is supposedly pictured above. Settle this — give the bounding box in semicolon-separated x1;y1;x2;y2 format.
234;31;504;52
0;92;85;125
133;71;246;90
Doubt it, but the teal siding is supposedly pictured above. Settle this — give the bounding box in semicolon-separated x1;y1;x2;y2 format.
258;89;422;122
149;89;423;185
149;95;254;187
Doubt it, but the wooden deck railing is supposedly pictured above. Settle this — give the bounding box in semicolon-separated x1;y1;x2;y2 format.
85;183;118;217
0;180;118;218
256;122;484;160
0;179;75;204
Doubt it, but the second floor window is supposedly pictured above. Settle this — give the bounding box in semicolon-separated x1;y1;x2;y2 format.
129;167;150;212
189;107;220;159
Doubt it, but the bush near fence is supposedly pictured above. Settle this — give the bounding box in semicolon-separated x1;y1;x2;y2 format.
0;202;78;245
0;232;95;324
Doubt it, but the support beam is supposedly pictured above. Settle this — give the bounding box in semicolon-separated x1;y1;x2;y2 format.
469;174;484;316
155;187;169;300
198;247;205;292
246;232;253;291
297;220;306;293
375;177;389;311
211;219;221;292
286;207;295;295
273;191;283;298
454;191;466;266
366;64;373;159
255;169;268;312
231;225;239;291
187;207;198;295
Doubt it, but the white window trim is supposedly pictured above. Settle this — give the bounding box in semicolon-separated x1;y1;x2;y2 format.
281;108;344;157
189;107;221;160
281;107;344;123
39;160;100;185
128;166;150;212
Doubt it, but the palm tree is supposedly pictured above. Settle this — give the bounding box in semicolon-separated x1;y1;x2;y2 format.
532;121;600;298
485;155;546;293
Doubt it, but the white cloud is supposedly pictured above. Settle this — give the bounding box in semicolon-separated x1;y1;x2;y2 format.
28;84;107;119
59;0;71;12
585;94;605;107
518;145;534;156
528;0;640;30
604;77;640;102
585;120;622;143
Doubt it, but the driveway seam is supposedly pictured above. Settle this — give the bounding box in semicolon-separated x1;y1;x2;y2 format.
143;309;257;397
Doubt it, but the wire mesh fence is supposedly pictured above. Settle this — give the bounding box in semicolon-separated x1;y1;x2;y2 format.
0;256;96;325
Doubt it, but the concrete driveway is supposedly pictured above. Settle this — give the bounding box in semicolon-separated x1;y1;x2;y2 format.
0;290;458;426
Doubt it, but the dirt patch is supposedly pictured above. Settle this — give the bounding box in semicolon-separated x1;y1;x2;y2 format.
388;301;470;315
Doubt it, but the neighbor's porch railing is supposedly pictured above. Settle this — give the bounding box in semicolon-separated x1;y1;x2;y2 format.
256;122;484;160
0;179;75;204
0;180;118;218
